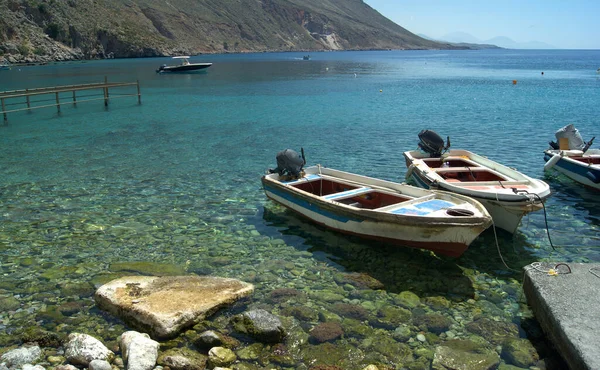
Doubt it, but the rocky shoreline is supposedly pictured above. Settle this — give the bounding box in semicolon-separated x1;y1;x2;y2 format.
1;272;546;370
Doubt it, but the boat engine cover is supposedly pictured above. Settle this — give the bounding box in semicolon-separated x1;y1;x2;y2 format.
418;129;445;157
555;124;585;150
271;149;305;178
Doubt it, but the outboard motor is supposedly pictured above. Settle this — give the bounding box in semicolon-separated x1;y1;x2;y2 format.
418;129;450;157
269;148;306;178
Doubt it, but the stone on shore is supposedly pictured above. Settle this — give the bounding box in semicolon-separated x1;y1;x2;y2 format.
119;331;160;370
94;275;254;339
64;333;114;366
89;360;112;370
0;345;42;369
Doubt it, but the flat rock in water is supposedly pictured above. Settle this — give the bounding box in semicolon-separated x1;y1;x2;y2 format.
95;275;254;339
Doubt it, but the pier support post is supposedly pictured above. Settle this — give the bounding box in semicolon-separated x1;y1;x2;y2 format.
72;90;77;107
137;80;141;104
55;92;60;113
1;98;6;124
104;76;109;107
26;89;31;112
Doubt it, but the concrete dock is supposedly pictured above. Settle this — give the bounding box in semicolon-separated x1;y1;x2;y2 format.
523;262;600;370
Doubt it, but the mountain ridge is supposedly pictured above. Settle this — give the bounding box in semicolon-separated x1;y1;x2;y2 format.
438;32;555;49
0;0;464;63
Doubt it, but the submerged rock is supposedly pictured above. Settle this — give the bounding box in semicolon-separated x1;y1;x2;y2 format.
157;348;207;370
94;275;254;339
309;322;344;344
502;338;540;367
394;291;421;309
432;339;499;370
207;347;236;368
19;327;64;348
231;309;286;343
414;313;453;334
464;318;519;345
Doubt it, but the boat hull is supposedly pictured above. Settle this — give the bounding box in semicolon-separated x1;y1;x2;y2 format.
543;150;600;191
404;149;550;234
262;167;491;257
157;63;212;73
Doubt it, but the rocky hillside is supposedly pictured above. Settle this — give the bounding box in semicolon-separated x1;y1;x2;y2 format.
0;0;460;63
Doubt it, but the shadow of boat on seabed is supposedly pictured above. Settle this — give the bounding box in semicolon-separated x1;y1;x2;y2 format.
257;204;478;300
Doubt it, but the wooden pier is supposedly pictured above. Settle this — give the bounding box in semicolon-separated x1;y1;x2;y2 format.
1;77;141;124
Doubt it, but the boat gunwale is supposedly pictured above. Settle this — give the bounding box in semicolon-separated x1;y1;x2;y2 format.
261;169;492;228
544;149;600;169
404;149;551;203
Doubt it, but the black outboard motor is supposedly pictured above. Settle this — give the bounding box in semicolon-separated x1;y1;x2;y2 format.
418;129;450;157
269;148;306;178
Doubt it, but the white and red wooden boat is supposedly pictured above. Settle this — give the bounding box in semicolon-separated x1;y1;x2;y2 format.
262;150;492;257
403;130;551;234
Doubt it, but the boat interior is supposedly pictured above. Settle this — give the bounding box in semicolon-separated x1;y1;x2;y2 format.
421;157;509;183
276;174;477;217
569;156;600;165
290;177;412;209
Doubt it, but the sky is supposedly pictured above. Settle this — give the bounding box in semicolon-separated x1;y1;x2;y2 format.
363;0;600;49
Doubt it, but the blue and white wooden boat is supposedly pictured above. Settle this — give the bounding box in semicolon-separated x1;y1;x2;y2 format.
543;148;600;191
262;165;492;257
404;149;551;234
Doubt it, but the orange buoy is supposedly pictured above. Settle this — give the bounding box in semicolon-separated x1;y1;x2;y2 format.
512;80;518;85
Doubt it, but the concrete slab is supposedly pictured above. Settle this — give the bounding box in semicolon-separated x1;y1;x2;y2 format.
523;262;600;370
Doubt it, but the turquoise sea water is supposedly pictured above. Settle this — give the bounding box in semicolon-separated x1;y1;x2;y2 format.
1;49;599;368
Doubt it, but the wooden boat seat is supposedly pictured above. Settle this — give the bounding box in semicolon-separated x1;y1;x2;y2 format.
376;194;435;212
434;166;512;182
434;167;492;173
325;187;372;201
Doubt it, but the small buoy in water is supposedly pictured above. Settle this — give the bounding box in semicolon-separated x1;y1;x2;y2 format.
325;67;329;71
380;89;382;93
512;80;517;85
541;71;544;75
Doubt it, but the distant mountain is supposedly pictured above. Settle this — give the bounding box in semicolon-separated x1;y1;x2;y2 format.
440;32;481;44
484;36;555;49
0;0;463;63
439;32;555;49
417;33;500;50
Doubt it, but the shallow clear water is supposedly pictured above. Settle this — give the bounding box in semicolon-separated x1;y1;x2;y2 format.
0;49;599;368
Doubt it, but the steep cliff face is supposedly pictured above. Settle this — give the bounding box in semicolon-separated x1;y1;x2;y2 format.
0;0;457;63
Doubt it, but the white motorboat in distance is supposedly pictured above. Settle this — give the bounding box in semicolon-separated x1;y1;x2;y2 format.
403;130;551;234
262;149;492;257
156;56;212;73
